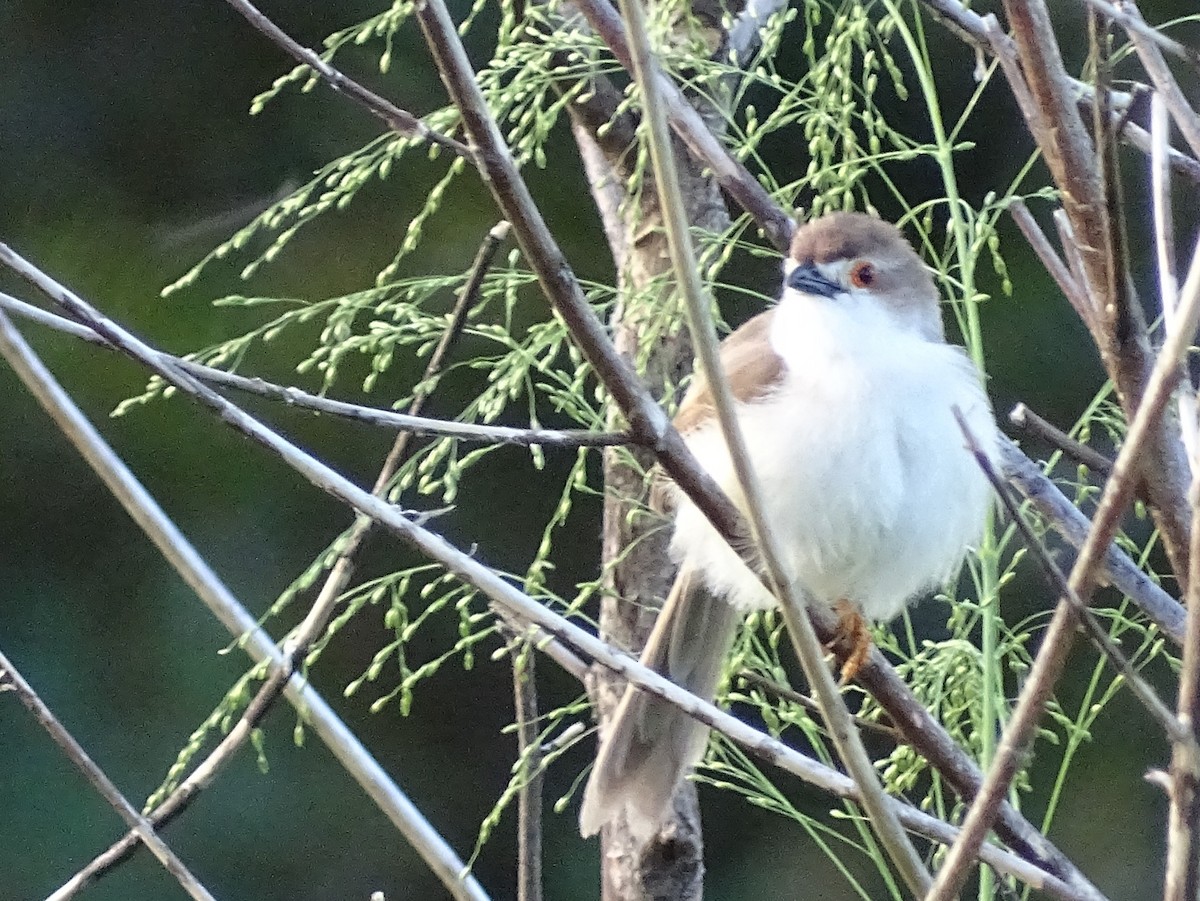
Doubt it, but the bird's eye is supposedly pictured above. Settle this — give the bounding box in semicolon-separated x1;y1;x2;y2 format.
849;261;876;289
849;260;878;289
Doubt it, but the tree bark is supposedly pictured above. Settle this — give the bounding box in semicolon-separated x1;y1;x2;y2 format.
572;104;731;899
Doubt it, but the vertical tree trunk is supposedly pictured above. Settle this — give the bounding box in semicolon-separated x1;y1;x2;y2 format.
572;109;731;897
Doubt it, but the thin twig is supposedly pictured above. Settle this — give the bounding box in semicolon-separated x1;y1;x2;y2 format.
0;306;490;901
927;227;1200;901
1009;403;1115;475
959;410;1184;741
613;0;932;891
1007;200;1094;332
1120;2;1200;161
0;243;1107;901
1165;417;1200;899
0;647;217;901
571;0;794;252
221;0;470;158
0;292;626;449
509;639;544;901
1000;438;1185;646
734;670;899;741
1152;91;1198;471
1075;0;1200;73
921;0;1200;185
53;222;513;894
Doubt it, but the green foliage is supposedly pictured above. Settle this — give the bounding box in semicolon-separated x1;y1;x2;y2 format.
138;0;1179;894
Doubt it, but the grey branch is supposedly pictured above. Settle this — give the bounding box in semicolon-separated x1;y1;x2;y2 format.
0;645;217;901
51;221;514;893
1000;438;1185;646
960;412;1184;742
0;307;489;901
1008;403;1114;476
222;0;470;158
0;293;627;450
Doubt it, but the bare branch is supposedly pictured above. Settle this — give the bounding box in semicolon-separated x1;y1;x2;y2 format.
927;228;1200;900
0;646;217;901
509;639;544;901
1125;28;1200;170
1075;0;1200;73
571;0;794;252
0;293;627;450
0;302;490;901
221;0;470;158
1008;200;1094;332
960;411;1184;742
1165;415;1200;900
1009;403;1114;476
1000;438;1185;646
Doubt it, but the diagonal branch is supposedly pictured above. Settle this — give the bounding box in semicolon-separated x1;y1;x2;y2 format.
0;646;217;901
0;291;625;450
221;0;470;158
0;304;490;901
48;221;512;897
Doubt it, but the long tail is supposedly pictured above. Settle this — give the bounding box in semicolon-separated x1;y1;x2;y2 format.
579;567;739;841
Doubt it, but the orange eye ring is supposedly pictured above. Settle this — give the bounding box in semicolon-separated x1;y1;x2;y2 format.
849;261;876;289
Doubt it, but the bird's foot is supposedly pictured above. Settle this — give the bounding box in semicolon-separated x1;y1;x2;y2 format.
829;599;871;685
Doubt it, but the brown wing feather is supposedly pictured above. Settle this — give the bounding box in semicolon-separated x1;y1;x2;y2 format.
673;309;785;435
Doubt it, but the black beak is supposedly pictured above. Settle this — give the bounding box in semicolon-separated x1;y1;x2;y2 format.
786;261;842;298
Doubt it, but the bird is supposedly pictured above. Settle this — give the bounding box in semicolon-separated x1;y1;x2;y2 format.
578;210;999;842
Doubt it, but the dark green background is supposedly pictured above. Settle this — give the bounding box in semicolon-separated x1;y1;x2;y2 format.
1;2;1195;899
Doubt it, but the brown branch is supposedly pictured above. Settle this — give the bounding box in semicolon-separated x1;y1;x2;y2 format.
1166;442;1200;899
1077;0;1200;73
990;0;1193;590
960;412;1183;741
570;0;794;252
926;230;1200;899
0;648;217;901
510;641;544;901
1008;200;1095;333
47;221;512;896
221;0;470;158
1009;403;1114;476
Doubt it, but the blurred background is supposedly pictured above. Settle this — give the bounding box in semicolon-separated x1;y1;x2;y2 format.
1;1;1197;898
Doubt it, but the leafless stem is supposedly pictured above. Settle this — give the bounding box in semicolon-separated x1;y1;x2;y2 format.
570;0;794;251
51;222;512;895
221;0;470;158
1165;428;1200;900
509;640;544;901
0;647;217;901
1119;2;1200;161
0;302;489;901
959;411;1184;741
1007;200;1093;332
0;293;626;450
927;230;1200;900
1000;438;1185;646
1009;403;1114;475
1076;0;1200;72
